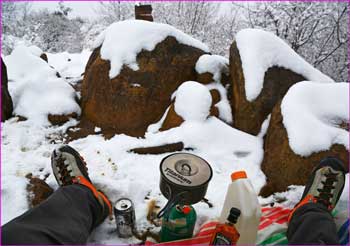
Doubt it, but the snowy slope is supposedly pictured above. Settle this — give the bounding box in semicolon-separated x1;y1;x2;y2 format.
236;29;334;101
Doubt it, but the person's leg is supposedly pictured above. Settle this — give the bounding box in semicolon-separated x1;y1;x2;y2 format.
287;203;339;244
2;184;105;245
2;145;112;245
287;157;345;245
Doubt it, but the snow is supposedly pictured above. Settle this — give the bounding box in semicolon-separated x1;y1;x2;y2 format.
281;81;349;157
205;82;233;124
257;114;271;139
147;106;171;134
4;45;81;125
195;54;229;82
2;29;348;245
1;114;265;244
174;82;212;122
46;50;91;83
236;29;334;102
93;20;209;79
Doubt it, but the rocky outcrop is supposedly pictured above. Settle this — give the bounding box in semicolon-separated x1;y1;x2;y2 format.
259;102;349;197
1;58;13;122
81;36;207;137
229;41;305;135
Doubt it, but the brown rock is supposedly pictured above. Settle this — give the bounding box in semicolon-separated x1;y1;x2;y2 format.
40;53;48;62
1;58;13;122
196;72;214;84
81;36;207;137
210;106;219;118
129;142;185;155
259;102;349;197
230;41;305;135
48;112;78;126
66;118;96;141
160;104;184;131
26;174;53;207
210;89;221;105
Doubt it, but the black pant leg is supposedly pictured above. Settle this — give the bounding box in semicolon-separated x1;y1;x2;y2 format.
287;203;339;245
2;184;105;245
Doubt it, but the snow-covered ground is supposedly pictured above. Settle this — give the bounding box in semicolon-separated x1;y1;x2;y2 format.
1;25;349;244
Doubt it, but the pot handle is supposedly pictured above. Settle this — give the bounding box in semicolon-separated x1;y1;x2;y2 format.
157;187;188;219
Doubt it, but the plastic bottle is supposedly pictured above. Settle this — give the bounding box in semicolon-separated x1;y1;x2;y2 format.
219;171;261;244
160;205;197;242
211;207;241;245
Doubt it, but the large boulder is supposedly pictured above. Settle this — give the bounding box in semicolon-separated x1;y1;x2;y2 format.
1;58;13;121
82;34;207;137
259;82;349;197
229;29;333;135
230;41;305;135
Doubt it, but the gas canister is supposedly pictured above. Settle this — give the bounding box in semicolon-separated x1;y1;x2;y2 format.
160;205;197;242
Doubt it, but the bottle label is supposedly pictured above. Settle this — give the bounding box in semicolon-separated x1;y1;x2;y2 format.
212;233;232;245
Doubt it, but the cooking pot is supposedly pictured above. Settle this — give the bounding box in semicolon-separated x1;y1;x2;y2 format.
157;153;213;218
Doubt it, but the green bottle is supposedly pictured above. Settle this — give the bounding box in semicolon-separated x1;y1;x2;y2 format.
160;205;197;242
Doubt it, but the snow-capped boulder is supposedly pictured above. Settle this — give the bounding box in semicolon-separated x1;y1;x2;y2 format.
81;20;209;137
230;29;333;135
160;82;222;131
5;45;80;125
1;58;13;121
260;82;349;197
195;54;230;86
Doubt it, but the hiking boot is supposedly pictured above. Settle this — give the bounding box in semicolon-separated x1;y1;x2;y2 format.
289;157;345;221
51;145;112;219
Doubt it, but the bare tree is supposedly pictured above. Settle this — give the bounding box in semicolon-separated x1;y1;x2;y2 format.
234;2;348;81
94;1;134;25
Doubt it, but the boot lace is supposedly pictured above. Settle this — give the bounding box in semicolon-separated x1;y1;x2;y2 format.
315;170;338;208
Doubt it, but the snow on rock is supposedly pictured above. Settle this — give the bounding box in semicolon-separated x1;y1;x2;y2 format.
281;81;349;156
236;29;334;101
206;82;233;123
174;81;212;122
257;114;271;139
4;45;80;125
195;54;229;82
47;50;91;82
93;20;209;79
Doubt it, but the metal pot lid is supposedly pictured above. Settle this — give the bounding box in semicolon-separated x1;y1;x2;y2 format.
160;153;212;187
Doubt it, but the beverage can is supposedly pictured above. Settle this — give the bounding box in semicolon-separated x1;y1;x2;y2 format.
114;198;136;238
